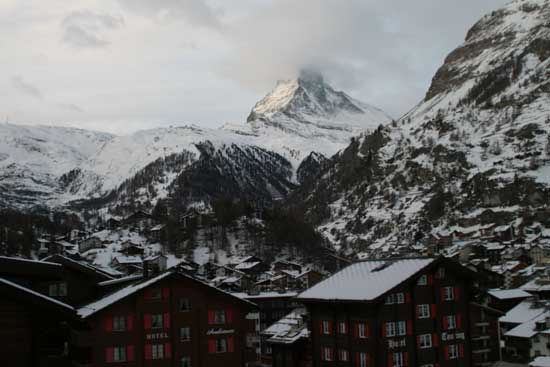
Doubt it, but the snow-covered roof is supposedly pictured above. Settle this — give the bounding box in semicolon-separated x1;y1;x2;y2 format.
113;255;143;265
0;276;73;311
531;356;550;367
500;300;547;324
488;288;532;300
297;258;435;302
505;311;550;339
235;261;261;270
521;278;550;293
264;308;309;344
0;255;61;267
231;291;298;300
98;274;143;287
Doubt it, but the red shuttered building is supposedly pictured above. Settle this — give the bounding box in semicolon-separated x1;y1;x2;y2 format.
73;270;257;367
297;257;490;367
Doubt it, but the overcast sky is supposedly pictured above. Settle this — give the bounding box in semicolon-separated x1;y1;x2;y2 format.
2;0;509;134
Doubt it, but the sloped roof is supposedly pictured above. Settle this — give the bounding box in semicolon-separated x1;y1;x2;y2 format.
297;258;435;302
500;300;547;324
488;288;532;300
0;276;74;312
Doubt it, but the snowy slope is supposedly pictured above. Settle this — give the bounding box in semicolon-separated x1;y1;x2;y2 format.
295;0;550;254
1;73;391;211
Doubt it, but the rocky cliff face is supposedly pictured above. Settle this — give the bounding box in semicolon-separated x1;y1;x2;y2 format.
294;0;550;256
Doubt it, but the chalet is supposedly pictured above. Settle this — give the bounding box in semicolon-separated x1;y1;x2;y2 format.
143;254;168;277
295;269;324;290
468;303;503;366
79;236;104;253
0;276;76;367
124;210;156;231
121;241;145;256
264;308;311;367
273;260;303;273
112;255;143;273
72;269;257;367
296;257;495;367
487;288;533;312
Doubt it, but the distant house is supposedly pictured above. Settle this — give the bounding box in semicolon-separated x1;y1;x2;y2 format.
112;255;143;273
143;254;168;277
78;236;103;253
488;288;533;312
264;308;310;367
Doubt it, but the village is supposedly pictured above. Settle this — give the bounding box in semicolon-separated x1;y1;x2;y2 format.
3;208;550;367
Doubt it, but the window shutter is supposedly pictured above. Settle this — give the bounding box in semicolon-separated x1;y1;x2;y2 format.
442;316;448;331
366;323;370;337
208;339;216;354
106;347;114;363
366;353;371;366
228;336;235;352
163;313;171;329
104;316;113;332
407;320;413;336
226;309;233;324
328;321;333;334
455;287;460;300
444;346;449;360
127;315;134;331
321;348;325;361
144;314;152;330
431;304;437;318
320;321;324;335
459;344;464;358
457;314;462;329
144;289;151;300
404;352;410;367
428;274;433;285
354;323;359;338
145;344;152;360
127;345;135;362
355;352;360;367
330;348;334;361
208;310;214;325
388;353;394;367
405;292;411;304
162;287;170;300
164;343;172;358
433;333;439;347
416;335;421;349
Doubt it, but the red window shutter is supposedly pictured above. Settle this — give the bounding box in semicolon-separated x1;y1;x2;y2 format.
455;287;460;300
459;344;464;358
405;292;411;304
127;345;135;362
127;315;134;331
416;335;421;349
428;274;433;285
104;316;113;332
366;353;371;366
442;316;448;330
164;343;172;358
433;333;439;347
457;314;462;329
145;344;152;360
444;346;449;360
366;323;370;337
330;348;334;361
404;352;410;367
407;320;413;336
208;339;216;354
144;289;151;300
388;353;394;367
431;304;437;318
355;352;360;367
228;336;235;352
144;314;152;330
208;310;215;325
320;321;324;335
106;347;114;363
226;309;233;324
162;287;170;300
163;312;171;329
354;323;359;338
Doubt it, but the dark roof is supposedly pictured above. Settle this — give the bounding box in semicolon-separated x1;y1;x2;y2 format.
43;254;114;281
0;256;63;279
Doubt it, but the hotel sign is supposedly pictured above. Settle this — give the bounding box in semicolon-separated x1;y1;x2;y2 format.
146;332;169;340
442;332;465;341
388;338;406;349
207;328;235;335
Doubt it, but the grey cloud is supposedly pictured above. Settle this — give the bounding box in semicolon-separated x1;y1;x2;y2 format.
59;103;85;113
61;10;123;48
116;0;221;29
218;0;509;118
11;76;43;99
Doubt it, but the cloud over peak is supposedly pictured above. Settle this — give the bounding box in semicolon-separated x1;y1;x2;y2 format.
61;10;124;49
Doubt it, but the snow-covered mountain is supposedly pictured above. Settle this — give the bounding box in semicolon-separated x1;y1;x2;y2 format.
294;0;550;254
1;74;391;212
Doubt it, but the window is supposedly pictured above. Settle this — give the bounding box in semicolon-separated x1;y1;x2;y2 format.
180;298;191;312
393;352;404;367
385;294;395;304
113;316;126;331
214;310;226;324
322;321;330;335
150;288;162;300
181;357;191;367
386;322;396;337
397;321;406;336
358;352;368;367
322;347;333;361
448;344;459;359
113;347;127;362
151;314;163;329
339;349;349;362
418;304;430;319
180;327;190;341
419;334;432;349
436;268;445;279
358;323;367;338
338;321;347;334
152;344;164;360
443;286;454;301
216;339;227;353
396;293;405;304
417;275;428;285
446;315;456;330
48;282;67;297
